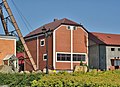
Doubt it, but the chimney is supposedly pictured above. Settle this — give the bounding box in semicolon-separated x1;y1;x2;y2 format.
54;19;58;22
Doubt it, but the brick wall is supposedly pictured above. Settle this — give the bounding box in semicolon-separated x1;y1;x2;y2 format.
0;38;15;65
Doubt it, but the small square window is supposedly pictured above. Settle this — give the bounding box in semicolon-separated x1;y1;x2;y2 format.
73;26;77;30
111;48;115;51
68;26;71;30
40;39;45;46
118;48;120;51
43;54;47;61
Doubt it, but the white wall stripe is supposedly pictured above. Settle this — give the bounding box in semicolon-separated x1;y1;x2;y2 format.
71;28;73;70
37;36;39;69
53;30;56;69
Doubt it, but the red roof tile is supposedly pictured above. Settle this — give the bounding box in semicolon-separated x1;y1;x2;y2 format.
90;32;120;46
25;18;82;38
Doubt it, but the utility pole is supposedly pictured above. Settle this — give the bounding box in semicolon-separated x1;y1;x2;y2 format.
42;28;52;74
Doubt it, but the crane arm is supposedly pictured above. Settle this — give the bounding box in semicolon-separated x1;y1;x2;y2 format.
2;0;37;70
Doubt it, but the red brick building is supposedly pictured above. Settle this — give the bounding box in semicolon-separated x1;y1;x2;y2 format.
0;35;17;67
25;18;88;71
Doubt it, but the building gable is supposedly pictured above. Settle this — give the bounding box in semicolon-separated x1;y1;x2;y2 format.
25;18;88;38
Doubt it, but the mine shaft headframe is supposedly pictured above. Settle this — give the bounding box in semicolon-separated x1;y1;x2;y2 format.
0;0;37;70
0;3;9;35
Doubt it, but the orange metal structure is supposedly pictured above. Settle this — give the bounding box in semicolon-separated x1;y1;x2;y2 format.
0;0;37;70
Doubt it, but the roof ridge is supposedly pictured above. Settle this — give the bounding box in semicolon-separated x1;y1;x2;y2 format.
62;18;66;24
91;32;120;35
25;18;84;38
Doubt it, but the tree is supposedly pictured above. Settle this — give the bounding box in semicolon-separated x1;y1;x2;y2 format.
16;40;24;52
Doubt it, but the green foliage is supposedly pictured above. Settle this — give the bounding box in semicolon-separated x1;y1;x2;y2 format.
0;73;43;87
31;70;120;87
16;40;24;52
1;70;120;87
80;61;83;66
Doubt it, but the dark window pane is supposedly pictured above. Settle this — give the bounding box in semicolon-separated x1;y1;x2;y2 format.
73;54;86;61
118;48;120;51
62;57;65;61
41;40;45;46
68;26;71;29
111;48;115;51
44;54;47;60
81;55;85;61
57;53;71;61
67;57;71;61
57;57;60;61
73;26;76;30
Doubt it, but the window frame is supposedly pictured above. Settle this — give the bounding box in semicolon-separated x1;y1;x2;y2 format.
56;52;86;62
40;39;45;46
73;26;77;30
56;53;71;62
67;26;77;30
68;26;71;30
43;54;47;61
73;54;86;62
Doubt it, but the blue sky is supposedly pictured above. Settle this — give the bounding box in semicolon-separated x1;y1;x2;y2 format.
0;0;120;36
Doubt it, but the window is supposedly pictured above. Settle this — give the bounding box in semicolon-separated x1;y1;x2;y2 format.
68;26;71;30
73;26;77;30
118;48;120;51
111;48;115;51
68;26;77;30
43;54;47;61
73;54;86;61
114;60;120;66
57;53;71;61
40;39;45;46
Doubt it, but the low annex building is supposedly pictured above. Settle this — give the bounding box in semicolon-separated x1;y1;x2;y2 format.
89;32;120;70
25;18;89;71
0;35;18;68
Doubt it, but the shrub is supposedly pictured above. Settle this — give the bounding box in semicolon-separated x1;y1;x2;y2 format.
0;73;43;87
31;70;120;87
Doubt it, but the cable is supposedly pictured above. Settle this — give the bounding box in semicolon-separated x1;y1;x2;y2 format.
11;0;33;32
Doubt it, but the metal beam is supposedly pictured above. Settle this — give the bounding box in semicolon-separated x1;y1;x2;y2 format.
2;0;37;70
0;6;9;35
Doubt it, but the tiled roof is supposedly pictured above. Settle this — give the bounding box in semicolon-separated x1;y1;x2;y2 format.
25;18;82;38
90;32;120;46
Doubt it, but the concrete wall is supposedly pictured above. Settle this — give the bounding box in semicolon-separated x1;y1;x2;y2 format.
106;46;120;70
89;40;120;70
99;45;106;70
89;40;99;69
89;39;106;70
